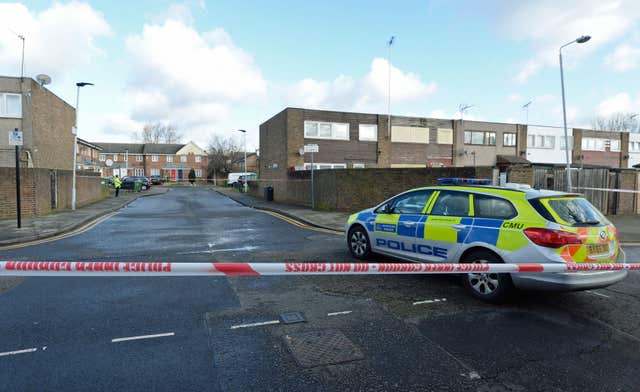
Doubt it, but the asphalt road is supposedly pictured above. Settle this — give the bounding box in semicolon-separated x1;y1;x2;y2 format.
1;187;639;391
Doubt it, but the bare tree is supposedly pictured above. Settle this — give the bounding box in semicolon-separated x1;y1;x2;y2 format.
592;112;639;132
207;135;243;178
134;123;183;143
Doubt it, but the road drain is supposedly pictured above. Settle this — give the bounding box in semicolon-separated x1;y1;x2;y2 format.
284;329;364;368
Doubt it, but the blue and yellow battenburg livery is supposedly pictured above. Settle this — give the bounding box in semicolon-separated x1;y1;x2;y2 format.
345;178;627;292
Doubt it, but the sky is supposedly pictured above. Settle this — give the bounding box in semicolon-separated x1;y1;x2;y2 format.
1;0;640;151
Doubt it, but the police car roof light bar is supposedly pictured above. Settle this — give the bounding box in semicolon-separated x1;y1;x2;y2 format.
437;178;491;186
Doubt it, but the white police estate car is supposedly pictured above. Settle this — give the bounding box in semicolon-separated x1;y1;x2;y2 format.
345;178;626;302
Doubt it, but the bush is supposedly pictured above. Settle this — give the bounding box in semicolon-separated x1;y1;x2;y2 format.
188;168;196;184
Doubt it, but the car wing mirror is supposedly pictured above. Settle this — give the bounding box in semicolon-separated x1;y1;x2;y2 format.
383;203;393;214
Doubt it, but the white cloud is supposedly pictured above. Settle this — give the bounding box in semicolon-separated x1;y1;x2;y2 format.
0;2;111;80
499;0;640;82
605;44;640;72
597;92;638;116
430;109;448;118
106;17;267;140
285;58;436;113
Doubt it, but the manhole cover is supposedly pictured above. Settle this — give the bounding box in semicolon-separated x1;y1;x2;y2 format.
284;329;364;368
280;311;306;324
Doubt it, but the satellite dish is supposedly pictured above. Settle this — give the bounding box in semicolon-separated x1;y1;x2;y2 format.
36;74;51;86
105;159;113;167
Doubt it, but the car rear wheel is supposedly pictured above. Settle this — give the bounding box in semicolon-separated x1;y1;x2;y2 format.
348;226;371;260
460;249;514;303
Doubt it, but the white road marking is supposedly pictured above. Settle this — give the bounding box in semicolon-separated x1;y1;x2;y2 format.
327;310;353;317
111;332;175;343
230;320;280;330
461;371;481;380
0;347;38;357
586;290;610;298
413;298;447;306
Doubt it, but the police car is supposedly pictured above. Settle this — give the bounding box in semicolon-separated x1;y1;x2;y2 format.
345;178;627;302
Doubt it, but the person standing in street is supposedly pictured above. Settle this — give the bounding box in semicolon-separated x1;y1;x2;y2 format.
114;175;121;197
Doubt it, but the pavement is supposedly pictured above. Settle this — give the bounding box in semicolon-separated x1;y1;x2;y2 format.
0;186;169;247
212;186;351;232
0;187;639;391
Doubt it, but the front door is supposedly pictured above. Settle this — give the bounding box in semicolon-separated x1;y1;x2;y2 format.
178;170;183;180
371;190;434;260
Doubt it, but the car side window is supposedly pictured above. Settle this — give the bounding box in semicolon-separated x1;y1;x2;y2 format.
430;191;470;217
473;194;517;219
377;190;433;214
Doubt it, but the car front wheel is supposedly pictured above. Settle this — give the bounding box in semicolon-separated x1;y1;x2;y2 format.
348;226;371;260
460;249;514;303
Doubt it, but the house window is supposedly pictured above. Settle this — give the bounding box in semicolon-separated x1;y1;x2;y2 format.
195;155;201;163
180;155;187;162
151;168;160;176
610;139;621;152
437;128;453;144
359;124;378;141
392;126;429;144
166;155;173;162
195;169;202;177
152;155;158;162
559;136;573;149
352;163;365;168
304;163;347;170
0;93;22;117
113;154;118;162
135;168;144;176
99;154;106;161
136;154;143;162
464;131;496;145
304;121;349;140
543;135;555;149
527;134;535;147
503;133;516;146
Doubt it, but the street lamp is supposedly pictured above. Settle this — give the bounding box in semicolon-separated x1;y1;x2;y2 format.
236;129;247;193
72;82;94;210
559;35;590;192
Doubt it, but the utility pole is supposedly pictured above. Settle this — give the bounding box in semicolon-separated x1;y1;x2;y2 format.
387;36;395;138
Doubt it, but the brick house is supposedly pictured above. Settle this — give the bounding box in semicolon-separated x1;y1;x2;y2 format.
94;141;208;180
76;138;103;172
572;128;629;168
0;76;75;169
259;108;526;175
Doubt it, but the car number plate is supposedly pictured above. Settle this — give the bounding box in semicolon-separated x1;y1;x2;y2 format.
586;243;610;256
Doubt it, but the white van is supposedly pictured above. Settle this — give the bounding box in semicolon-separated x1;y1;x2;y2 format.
227;172;256;186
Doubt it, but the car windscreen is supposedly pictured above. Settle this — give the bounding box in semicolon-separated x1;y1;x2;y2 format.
543;197;605;226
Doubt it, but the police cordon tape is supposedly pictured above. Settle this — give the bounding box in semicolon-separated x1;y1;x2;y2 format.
0;261;639;276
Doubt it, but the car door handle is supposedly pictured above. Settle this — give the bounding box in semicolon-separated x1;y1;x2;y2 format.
452;224;466;230
401;222;416;227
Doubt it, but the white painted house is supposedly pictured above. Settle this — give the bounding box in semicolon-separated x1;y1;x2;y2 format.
629;133;640;168
526;125;573;164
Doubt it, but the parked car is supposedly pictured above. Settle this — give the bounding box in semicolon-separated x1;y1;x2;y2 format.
227;172;256;186
238;173;257;187
345;177;626;303
120;176;151;190
149;175;164;185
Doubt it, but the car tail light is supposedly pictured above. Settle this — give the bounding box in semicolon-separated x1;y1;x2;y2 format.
523;228;583;248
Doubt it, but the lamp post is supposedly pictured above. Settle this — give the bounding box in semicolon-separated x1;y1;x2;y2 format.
72;82;94;210
236;129;247;193
387;36;395;138
559;35;590;192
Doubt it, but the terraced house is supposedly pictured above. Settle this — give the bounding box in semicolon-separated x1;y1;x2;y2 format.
93;141;208;180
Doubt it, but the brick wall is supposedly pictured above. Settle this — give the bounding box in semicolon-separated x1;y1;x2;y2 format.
507;165;534;185
253;166;496;212
0;167;108;219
